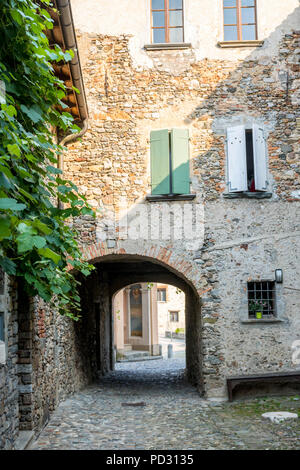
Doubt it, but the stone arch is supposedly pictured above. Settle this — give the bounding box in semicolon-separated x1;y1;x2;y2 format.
80;241;203;297
75;243;204;391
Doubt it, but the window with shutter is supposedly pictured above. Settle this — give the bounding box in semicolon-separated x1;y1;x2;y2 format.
226;125;248;192
226;124;269;194
252;124;268;191
171;128;190;194
150;129;170;195
150;128;190;196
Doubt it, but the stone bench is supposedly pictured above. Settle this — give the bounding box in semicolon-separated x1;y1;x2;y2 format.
227;371;300;401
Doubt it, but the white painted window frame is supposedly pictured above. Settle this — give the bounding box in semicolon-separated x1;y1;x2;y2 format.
226;124;269;194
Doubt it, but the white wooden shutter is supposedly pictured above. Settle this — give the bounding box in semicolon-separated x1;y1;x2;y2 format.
253;124;268;191
226;125;247;192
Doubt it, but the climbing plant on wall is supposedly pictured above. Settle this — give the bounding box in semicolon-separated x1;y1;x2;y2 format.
0;0;94;319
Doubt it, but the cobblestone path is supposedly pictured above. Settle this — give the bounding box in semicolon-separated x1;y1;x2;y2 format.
31;358;300;450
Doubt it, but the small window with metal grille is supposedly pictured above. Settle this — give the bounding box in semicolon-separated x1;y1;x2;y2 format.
247;281;276;319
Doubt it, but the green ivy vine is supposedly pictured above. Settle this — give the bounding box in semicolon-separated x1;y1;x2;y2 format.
0;0;95;319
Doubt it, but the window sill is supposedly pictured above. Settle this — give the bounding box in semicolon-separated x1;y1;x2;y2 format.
146;194;196;202
223;191;272;199
144;43;192;51
218;40;264;48
241;318;285;324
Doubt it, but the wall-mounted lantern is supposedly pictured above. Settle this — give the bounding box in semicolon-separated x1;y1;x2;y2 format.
275;269;283;283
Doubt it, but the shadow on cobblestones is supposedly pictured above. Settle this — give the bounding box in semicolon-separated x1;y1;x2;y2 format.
30;358;300;450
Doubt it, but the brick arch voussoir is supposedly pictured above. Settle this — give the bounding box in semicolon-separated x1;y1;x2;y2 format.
77;242;203;297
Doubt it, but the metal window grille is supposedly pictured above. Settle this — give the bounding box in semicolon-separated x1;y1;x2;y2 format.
247;281;276;318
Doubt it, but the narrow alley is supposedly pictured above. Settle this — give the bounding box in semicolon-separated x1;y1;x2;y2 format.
30;355;300;451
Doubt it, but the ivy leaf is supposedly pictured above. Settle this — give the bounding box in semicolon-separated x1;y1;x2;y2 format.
7;144;21;157
20;104;43;123
2;104;17;117
33;219;52;235
10;9;22;25
16;233;35;253
46;165;62;175
0;217;11;240
0;172;12;190
0;257;16;275
38;247;61;264
32;236;46;249
0;198;26;211
17;222;37;235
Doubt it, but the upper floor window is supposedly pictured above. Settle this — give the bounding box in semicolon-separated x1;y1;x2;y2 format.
157;288;167;302
223;0;257;41
226;125;268;193
170;311;179;322
151;0;184;44
150;129;190;195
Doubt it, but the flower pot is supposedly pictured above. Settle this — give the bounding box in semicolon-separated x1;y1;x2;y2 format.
256;311;262;319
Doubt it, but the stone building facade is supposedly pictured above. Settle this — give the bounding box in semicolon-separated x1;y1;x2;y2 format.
113;282;185;357
66;0;300;397
113;283;161;357
1;0;300;449
156;284;186;337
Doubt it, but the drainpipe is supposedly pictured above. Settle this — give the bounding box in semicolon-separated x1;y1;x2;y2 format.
57;120;88;209
54;0;89;203
58;118;88;171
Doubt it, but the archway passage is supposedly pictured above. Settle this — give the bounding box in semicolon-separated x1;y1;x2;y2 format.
75;254;203;392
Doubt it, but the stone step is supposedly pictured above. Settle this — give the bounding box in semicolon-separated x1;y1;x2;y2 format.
14;431;35;450
117;354;163;363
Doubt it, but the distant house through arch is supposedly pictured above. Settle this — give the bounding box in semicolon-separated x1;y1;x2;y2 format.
75;249;204;390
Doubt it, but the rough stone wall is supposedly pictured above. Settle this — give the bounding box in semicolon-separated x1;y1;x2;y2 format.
63;21;300;398
29;296;94;433
0;277;19;449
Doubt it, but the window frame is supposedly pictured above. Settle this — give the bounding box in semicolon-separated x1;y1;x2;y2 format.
150;128;191;197
225;124;271;197
151;0;185;44
157;288;167;302
169;311;179;322
223;0;258;42
247;280;276;319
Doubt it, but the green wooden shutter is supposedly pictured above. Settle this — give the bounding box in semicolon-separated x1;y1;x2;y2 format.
171;129;190;194
150;129;170;195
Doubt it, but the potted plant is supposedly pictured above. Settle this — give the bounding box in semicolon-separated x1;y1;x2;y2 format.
249;300;267;319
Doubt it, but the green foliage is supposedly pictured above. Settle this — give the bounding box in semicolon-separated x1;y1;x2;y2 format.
174;328;184;334
0;0;95;319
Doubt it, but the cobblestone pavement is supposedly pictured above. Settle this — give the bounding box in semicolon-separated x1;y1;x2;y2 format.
31;358;300;450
